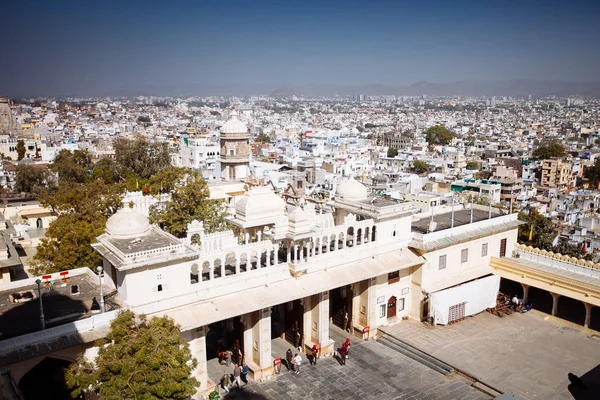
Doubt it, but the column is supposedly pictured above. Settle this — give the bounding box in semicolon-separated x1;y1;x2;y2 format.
254;308;272;368
315;292;330;346
294;244;299;261
187;326;208;394
209;265;214;281
584;303;593;329
242;315;253;364
221;263;225;278
235;258;241;274
302;296;311;351
352;232;357;247
287;246;292;263
551;293;560;316
521;284;529;305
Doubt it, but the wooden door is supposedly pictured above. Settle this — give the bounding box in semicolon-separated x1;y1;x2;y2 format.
387;296;397;319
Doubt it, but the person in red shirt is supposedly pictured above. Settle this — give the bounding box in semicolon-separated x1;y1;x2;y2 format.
344;338;351;359
339;344;348;365
311;343;320;366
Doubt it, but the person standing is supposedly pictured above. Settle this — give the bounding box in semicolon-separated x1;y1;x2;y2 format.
286;348;294;371
311;343;320;366
293;353;302;375
220;371;230;394
241;362;249;385
233;363;242;388
339;344;348;366
342;306;349;332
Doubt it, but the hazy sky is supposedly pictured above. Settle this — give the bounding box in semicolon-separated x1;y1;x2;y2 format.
1;0;599;96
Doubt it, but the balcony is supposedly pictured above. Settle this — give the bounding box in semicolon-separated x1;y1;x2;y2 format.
221;154;249;163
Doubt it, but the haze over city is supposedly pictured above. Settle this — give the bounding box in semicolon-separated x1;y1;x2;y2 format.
2;0;600;97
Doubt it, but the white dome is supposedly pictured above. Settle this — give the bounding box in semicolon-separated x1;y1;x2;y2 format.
234;186;285;224
105;207;151;238
220;110;248;134
336;178;368;202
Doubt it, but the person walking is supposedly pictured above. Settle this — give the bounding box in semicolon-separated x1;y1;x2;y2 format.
293;353;302;375
339;344;348;366
220;371;230;394
233;363;242;388
241;362;249;385
286;348;294;371
343;338;351;359
311;343;320;366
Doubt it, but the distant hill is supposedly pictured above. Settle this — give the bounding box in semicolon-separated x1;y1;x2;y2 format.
270;87;297;98
334;80;600;97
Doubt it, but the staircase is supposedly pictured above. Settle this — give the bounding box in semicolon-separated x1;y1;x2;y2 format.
377;332;454;376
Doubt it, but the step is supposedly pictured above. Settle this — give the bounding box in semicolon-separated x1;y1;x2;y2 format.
377;335;452;375
379;333;454;374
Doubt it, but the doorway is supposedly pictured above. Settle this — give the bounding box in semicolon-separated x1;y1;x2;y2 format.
387;296;397;319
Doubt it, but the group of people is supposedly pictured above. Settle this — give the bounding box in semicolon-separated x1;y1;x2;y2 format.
284;337;351;376
219;362;249;394
510;294;532;313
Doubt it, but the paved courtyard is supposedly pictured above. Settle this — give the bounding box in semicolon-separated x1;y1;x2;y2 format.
217;336;489;400
380;310;600;400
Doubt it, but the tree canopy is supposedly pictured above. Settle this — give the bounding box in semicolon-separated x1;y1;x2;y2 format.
387;147;398;158
66;311;199;400
14;165;56;195
50;149;93;185
412;159;429;173
584;158;600;189
466;161;479;170
255;132;271;143
16;139;26;160
531;143;565;159
114;137;171;180
424;125;455;146
149;170;229;238
30;180;124;275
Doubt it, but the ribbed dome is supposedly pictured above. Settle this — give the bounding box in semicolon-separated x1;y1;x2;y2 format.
105;207;151;238
234;186;285;223
220;110;248;134
336;178;368;201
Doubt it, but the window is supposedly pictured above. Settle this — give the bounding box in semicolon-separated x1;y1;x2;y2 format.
379;304;386;318
481;243;488;257
461;249;468;263
398;298;405;312
388;270;400;284
438;255;447;270
157;284;163;292
500;238;507;257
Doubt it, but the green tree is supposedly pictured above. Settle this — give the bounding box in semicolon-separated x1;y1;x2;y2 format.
466;161;479;170
16;139;26;160
14;165;56;195
255;132;271;143
584;158;600;189
412;159;429;173
92;157;120;184
531;143;565;159
148;166;188;194
66;310;199;400
50;149;93;184
30;181;124;274
424;125;455;147
387;147;398;158
150;170;228;237
114;137;171;180
517;209;555;249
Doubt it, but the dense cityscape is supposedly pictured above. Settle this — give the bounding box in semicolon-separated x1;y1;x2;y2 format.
1;1;600;400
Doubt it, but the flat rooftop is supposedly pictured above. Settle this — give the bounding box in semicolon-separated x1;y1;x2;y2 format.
412;208;504;234
0;272;117;341
107;229;180;254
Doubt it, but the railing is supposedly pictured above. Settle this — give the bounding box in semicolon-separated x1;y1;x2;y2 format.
512;244;600;279
0;310;119;357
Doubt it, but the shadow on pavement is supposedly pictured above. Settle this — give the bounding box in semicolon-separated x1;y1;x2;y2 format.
568;364;600;400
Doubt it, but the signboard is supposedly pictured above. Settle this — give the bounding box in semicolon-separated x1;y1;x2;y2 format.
273;357;281;366
363;326;370;334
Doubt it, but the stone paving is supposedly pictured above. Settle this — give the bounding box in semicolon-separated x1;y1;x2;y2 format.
380;310;600;400
218;336;489;400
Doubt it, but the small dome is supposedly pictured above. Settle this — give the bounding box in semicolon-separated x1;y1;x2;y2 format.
220;110;248;134
336;178;368;201
234;186;285;223
106;207;151;238
373;174;388;184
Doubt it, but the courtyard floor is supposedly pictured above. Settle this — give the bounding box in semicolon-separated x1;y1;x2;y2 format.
380;310;600;400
